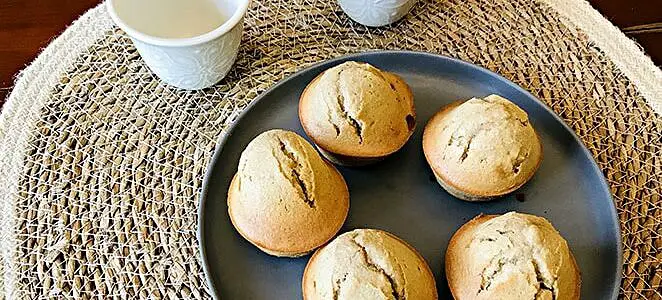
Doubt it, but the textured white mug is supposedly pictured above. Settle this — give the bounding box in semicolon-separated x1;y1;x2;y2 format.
106;0;250;90
338;0;417;27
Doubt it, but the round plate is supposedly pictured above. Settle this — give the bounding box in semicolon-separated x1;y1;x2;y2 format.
198;51;622;299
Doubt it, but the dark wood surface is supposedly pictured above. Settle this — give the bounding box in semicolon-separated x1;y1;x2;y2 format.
1;0;661;105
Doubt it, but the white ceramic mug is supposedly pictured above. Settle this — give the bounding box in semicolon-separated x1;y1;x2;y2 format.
338;0;417;27
106;0;250;90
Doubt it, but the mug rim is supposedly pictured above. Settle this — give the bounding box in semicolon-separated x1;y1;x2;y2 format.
106;0;250;47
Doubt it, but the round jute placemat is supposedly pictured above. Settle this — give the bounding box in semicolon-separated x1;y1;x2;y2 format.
1;0;660;299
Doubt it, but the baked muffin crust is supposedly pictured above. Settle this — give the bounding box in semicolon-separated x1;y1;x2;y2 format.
446;212;580;300
228;129;349;257
303;229;437;300
423;94;542;200
299;61;416;163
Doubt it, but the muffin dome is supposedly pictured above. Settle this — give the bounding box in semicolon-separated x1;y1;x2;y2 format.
303;229;437;299
299;61;416;165
446;212;580;300
227;129;349;257
423;94;542;200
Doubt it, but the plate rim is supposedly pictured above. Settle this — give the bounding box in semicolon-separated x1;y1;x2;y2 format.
196;50;623;299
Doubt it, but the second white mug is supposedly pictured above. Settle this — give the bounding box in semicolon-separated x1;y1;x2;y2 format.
338;0;417;27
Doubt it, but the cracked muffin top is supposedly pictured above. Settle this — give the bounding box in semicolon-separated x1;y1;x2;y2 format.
299;61;416;159
227;129;349;257
303;229;437;300
422;94;542;200
445;212;580;300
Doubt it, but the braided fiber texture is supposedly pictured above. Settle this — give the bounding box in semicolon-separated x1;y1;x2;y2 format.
1;0;660;298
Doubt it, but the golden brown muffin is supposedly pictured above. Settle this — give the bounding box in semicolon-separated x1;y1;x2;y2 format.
422;94;542;201
227;129;349;257
299;61;416;166
446;212;580;300
303;229;437;300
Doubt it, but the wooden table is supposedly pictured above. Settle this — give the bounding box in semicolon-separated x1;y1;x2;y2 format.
1;0;660;105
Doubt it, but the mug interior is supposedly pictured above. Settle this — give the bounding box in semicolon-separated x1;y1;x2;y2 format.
215;0;240;20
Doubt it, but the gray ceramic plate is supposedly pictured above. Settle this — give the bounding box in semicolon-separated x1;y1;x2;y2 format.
198;51;622;299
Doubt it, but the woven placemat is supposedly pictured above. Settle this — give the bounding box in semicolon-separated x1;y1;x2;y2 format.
1;0;660;298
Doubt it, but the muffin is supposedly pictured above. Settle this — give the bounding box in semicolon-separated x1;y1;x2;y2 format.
422;94;542;201
303;229;437;299
445;212;580;300
299;61;416;166
227;129;349;257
